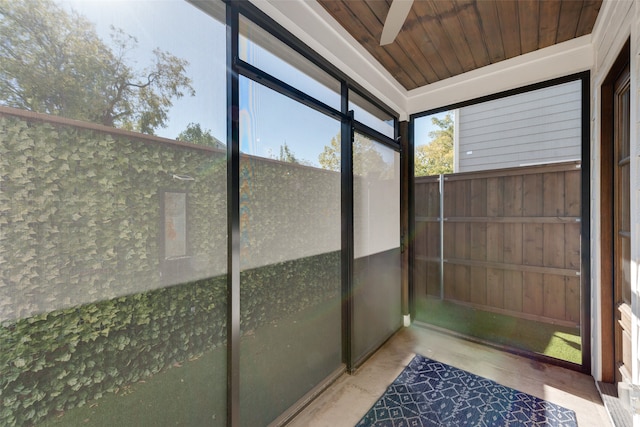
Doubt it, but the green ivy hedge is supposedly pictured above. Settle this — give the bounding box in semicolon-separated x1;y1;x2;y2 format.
0;274;226;426
0;251;339;426
0;110;342;426
0;112;227;321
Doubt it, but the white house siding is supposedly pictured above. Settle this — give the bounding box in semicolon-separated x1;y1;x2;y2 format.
456;81;582;172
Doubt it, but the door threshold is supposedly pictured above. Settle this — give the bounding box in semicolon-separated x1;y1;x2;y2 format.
596;381;632;427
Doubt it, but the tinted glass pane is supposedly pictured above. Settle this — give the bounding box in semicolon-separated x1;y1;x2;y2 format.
239;76;341;426
352;134;401;361
239;15;341;110
0;1;227;425
349;90;395;138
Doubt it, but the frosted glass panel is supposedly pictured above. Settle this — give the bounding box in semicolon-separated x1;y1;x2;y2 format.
352;133;401;363
353;136;401;258
0;1;227;425
239;77;342;426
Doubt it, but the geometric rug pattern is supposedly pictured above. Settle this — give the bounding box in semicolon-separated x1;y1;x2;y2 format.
356;354;578;427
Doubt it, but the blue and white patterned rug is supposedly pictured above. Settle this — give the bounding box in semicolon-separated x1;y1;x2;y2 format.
356;355;578;427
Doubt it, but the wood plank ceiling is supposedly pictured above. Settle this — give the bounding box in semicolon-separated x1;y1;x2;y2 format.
317;0;602;91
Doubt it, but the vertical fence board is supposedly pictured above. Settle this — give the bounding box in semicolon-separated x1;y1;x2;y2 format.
564;170;581;216
455;223;470;259
443;263;456;299
470;223;487;261
415;220;427;261
523;173;543;216
456;179;471;216
523;272;544;316
543;274;566;319
443;180;455;215
426;179;440;217
486;177;503;216
504;223;523;264
565;222;581;270
455;265;471;302
487;223;504;262
503;175;523;216
487;268;504;308
470;178;488;216
523;223;544;266
415;260;427;297
443;223;455;259
426;222;439;259
543;223;566;268
426;261;440;297
470;266;487;305
543;172;565;216
504;270;524;312
565;276;581;324
415;181;428;216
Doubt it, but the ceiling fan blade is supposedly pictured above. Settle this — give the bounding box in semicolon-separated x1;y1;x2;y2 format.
380;0;414;45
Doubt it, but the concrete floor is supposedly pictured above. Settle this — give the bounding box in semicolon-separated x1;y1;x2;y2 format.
288;325;612;427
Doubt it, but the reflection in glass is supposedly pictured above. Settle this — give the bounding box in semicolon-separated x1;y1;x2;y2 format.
348;90;395;138
0;1;227;425
239;77;342;426
239;14;341;110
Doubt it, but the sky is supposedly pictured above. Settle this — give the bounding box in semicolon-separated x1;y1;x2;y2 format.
414;111;452;148
57;0;429;166
60;0;226;142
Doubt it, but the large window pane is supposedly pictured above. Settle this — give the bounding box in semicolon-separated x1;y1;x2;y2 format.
413;79;583;365
239;15;341;110
353;134;401;362
239;76;342;426
0;1;227;425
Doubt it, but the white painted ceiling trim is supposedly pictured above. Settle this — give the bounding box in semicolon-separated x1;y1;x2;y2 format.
406;35;594;115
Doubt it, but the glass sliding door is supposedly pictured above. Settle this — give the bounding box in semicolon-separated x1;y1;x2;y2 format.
352;133;402;364
0;1;228;425
238;76;342;426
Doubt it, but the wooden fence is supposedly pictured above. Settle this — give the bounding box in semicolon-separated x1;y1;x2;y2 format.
414;161;581;327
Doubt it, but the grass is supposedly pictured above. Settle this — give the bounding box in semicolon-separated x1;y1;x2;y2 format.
416;298;581;364
42;298;341;427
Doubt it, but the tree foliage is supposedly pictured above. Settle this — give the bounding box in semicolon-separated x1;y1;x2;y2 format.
177;123;224;148
0;0;194;134
319;132;390;176
278;142;298;163
415;113;454;177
